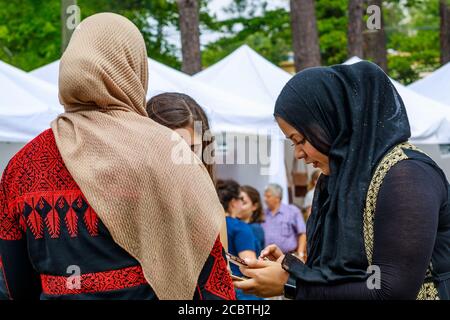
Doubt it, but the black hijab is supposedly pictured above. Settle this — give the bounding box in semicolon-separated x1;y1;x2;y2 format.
274;61;411;283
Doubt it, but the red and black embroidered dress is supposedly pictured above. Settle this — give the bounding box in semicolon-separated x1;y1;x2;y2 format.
0;129;235;300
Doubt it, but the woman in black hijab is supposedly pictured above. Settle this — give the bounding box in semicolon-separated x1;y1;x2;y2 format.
234;61;450;300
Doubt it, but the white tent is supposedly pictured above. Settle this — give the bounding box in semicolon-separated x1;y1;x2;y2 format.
0;61;63;173
344;57;450;144
30;58;276;134
408;61;450;107
1;61;61;113
195;44;292;111
29;60;59;87
0;61;62;142
30;59;286;196
194;45;294;201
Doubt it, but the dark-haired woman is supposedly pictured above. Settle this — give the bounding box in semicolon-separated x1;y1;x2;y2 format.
238;186;265;257
216;179;262;300
234;61;450;300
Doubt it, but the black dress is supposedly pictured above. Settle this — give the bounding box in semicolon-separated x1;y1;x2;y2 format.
284;158;450;299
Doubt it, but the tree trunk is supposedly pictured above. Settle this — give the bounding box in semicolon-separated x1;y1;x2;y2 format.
440;0;450;65
289;0;321;72
363;0;388;72
177;0;202;75
61;0;78;54
348;0;364;58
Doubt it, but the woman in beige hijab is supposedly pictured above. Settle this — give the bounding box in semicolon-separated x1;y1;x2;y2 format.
0;13;235;300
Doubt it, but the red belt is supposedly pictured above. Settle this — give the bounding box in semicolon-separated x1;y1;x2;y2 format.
41;265;148;295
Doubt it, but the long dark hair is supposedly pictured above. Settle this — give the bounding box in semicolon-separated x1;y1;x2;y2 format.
147;93;215;183
240;185;265;223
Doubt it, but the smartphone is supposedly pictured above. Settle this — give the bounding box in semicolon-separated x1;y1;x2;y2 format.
226;252;248;268
230;274;249;282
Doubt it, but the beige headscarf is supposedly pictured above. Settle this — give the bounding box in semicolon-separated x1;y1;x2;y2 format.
51;13;225;300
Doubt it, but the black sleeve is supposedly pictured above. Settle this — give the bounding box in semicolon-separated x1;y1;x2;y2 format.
0;170;41;300
292;159;445;300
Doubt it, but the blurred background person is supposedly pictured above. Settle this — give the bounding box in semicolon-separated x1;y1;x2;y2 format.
263;183;306;262
216;179;261;300
238;185;265;257
303;169;321;221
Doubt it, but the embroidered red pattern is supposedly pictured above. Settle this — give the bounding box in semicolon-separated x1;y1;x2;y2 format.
204;238;236;300
83;207;99;237
45;200;61;239
40;266;148;295
0;130;101;240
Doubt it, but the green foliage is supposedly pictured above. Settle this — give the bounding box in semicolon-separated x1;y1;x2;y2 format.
0;0;182;71
202;8;292;67
316;0;348;66
384;0;440;84
0;0;443;84
202;0;349;68
77;0;181;68
0;0;60;71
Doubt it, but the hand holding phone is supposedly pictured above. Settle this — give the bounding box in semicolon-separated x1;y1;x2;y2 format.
225;252;248;268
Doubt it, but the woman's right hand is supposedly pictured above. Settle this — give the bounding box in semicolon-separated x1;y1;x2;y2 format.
259;244;285;263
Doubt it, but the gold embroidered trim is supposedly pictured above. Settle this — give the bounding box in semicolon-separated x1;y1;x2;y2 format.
363;142;439;300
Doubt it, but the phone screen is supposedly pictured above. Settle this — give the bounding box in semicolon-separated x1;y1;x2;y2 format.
226;252;248;268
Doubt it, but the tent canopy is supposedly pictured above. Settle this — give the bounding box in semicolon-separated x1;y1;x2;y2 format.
408;61;450;107
194;44;292;112
30;58;278;135
344;57;450;144
0;61;62;142
2;61;61;112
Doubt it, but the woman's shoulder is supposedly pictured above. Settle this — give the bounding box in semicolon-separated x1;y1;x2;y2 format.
389;158;446;182
5;129;57;170
231;218;255;235
1;128;75;199
227;216;250;229
382;158;448;203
